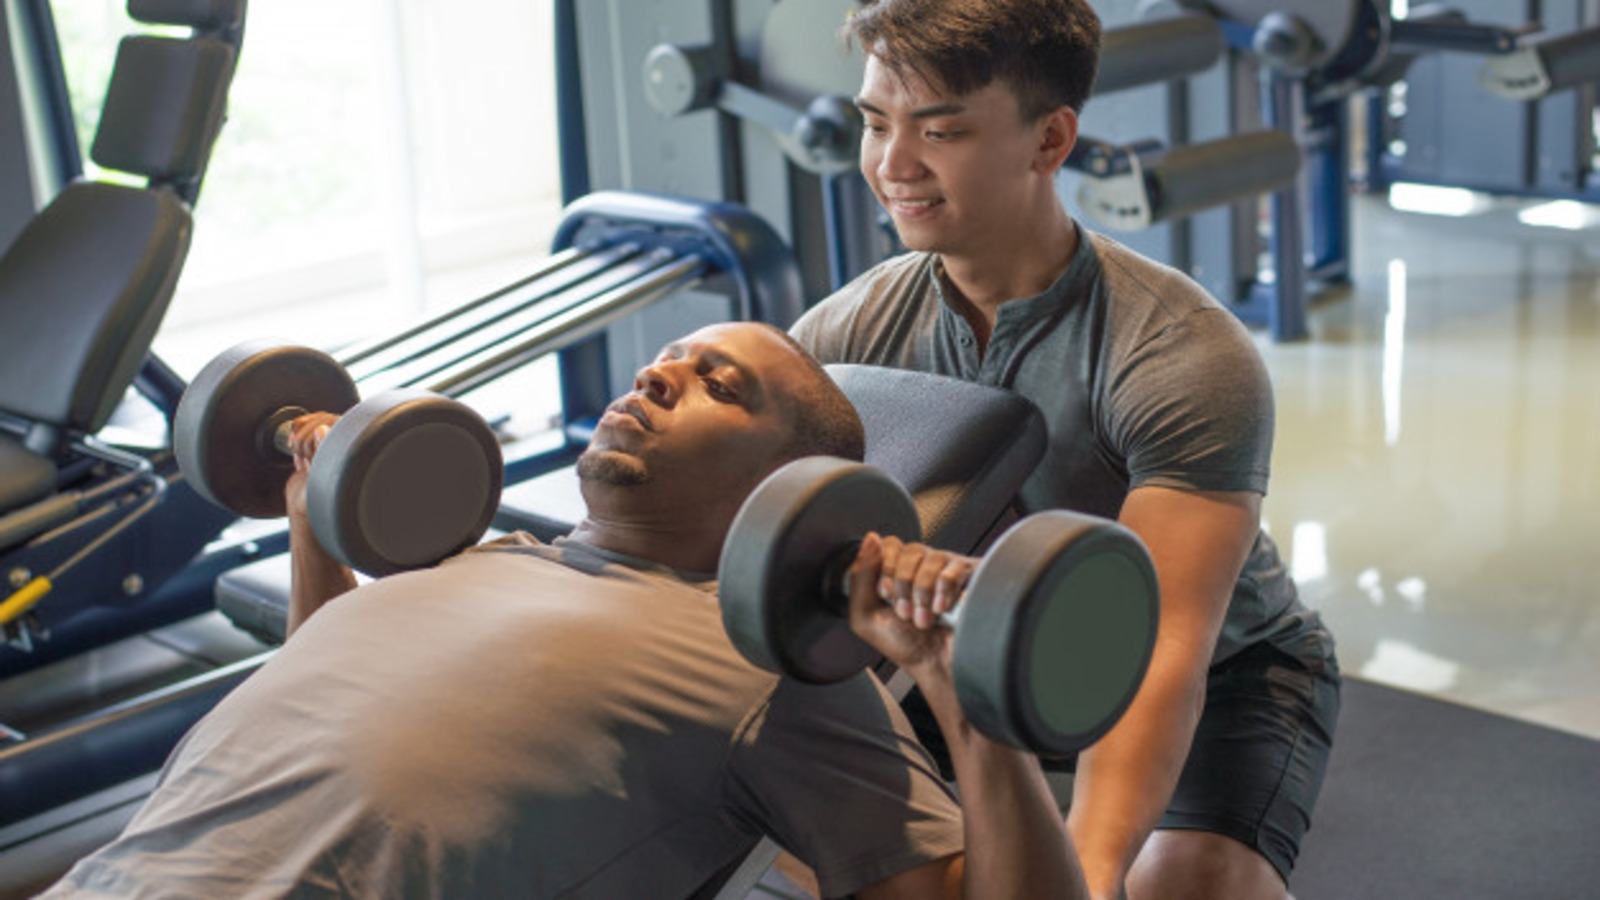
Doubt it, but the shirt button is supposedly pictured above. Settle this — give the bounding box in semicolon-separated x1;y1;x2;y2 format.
960;335;973;347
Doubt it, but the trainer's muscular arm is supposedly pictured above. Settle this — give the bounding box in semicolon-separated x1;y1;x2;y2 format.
283;412;356;637
1068;485;1259;900
850;534;1088;900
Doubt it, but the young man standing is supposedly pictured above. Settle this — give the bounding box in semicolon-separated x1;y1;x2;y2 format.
791;3;1340;898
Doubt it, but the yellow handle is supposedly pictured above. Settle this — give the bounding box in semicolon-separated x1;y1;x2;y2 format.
0;576;51;626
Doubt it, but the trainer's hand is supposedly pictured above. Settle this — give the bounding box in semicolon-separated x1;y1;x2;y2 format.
846;533;976;676
282;412;339;525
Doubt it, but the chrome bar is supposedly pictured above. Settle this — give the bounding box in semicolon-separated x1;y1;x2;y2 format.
356;250;676;396
423;255;707;399
340;246;588;368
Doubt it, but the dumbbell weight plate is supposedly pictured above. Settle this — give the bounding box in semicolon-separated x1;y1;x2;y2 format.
306;388;504;577
174;341;360;518
953;511;1159;756
720;456;922;684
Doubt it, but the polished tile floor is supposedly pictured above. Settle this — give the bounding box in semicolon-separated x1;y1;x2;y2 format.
1258;193;1600;740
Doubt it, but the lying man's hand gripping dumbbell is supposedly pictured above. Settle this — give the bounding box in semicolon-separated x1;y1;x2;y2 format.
40;322;1155;899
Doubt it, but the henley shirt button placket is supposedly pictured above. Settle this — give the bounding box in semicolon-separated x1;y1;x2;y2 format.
960;334;984;379
976;331;1007;385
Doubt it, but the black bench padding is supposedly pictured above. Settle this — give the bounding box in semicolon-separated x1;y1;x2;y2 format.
1291;677;1600;899
0;184;190;434
213;556;293;647
824;364;1044;552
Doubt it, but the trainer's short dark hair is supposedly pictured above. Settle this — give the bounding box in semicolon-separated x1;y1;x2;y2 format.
846;0;1101;119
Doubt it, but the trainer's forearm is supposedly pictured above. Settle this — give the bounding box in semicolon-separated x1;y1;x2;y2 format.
287;515;356;637
1068;655;1203;899
915;665;1087;900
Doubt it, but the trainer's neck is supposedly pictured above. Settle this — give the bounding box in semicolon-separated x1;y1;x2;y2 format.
939;209;1078;353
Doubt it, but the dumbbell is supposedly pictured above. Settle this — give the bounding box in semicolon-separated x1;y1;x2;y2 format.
173;340;504;577
719;456;1159;756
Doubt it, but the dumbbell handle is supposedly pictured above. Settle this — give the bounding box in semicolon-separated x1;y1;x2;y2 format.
262;405;317;460
820;542;962;630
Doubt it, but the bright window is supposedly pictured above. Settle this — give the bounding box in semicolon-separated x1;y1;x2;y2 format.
51;0;566;433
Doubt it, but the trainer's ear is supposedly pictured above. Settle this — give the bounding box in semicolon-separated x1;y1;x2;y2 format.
1034;105;1078;174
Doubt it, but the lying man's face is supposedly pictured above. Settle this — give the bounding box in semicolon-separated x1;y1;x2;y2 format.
576;321;826;516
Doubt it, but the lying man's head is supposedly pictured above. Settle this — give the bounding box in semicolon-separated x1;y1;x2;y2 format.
573;322;863;567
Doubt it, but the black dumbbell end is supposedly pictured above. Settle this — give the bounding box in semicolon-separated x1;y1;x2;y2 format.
174;341;358;518
953;511;1159;756
307;389;503;577
719;457;920;684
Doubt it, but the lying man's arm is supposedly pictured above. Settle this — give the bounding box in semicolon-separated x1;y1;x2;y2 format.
283;413;357;637
848;534;1088;900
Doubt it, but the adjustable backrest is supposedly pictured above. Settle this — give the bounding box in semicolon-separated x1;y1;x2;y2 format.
0;183;191;436
828;364;1046;551
0;0;242;442
91;35;237;192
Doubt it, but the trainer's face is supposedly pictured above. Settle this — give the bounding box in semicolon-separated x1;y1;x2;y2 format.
577;323;807;505
856;55;1064;261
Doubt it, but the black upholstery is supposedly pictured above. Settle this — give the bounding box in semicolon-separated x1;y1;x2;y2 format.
826;364;1045;552
91;37;237;183
130;0;247;30
0;184;190;435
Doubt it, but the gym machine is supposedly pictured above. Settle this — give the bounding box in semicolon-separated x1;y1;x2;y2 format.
1360;0;1600;200
558;0;1312;348
1180;0;1600;337
323;189;804;486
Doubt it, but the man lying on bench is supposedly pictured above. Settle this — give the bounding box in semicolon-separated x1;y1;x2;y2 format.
40;322;1082;900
